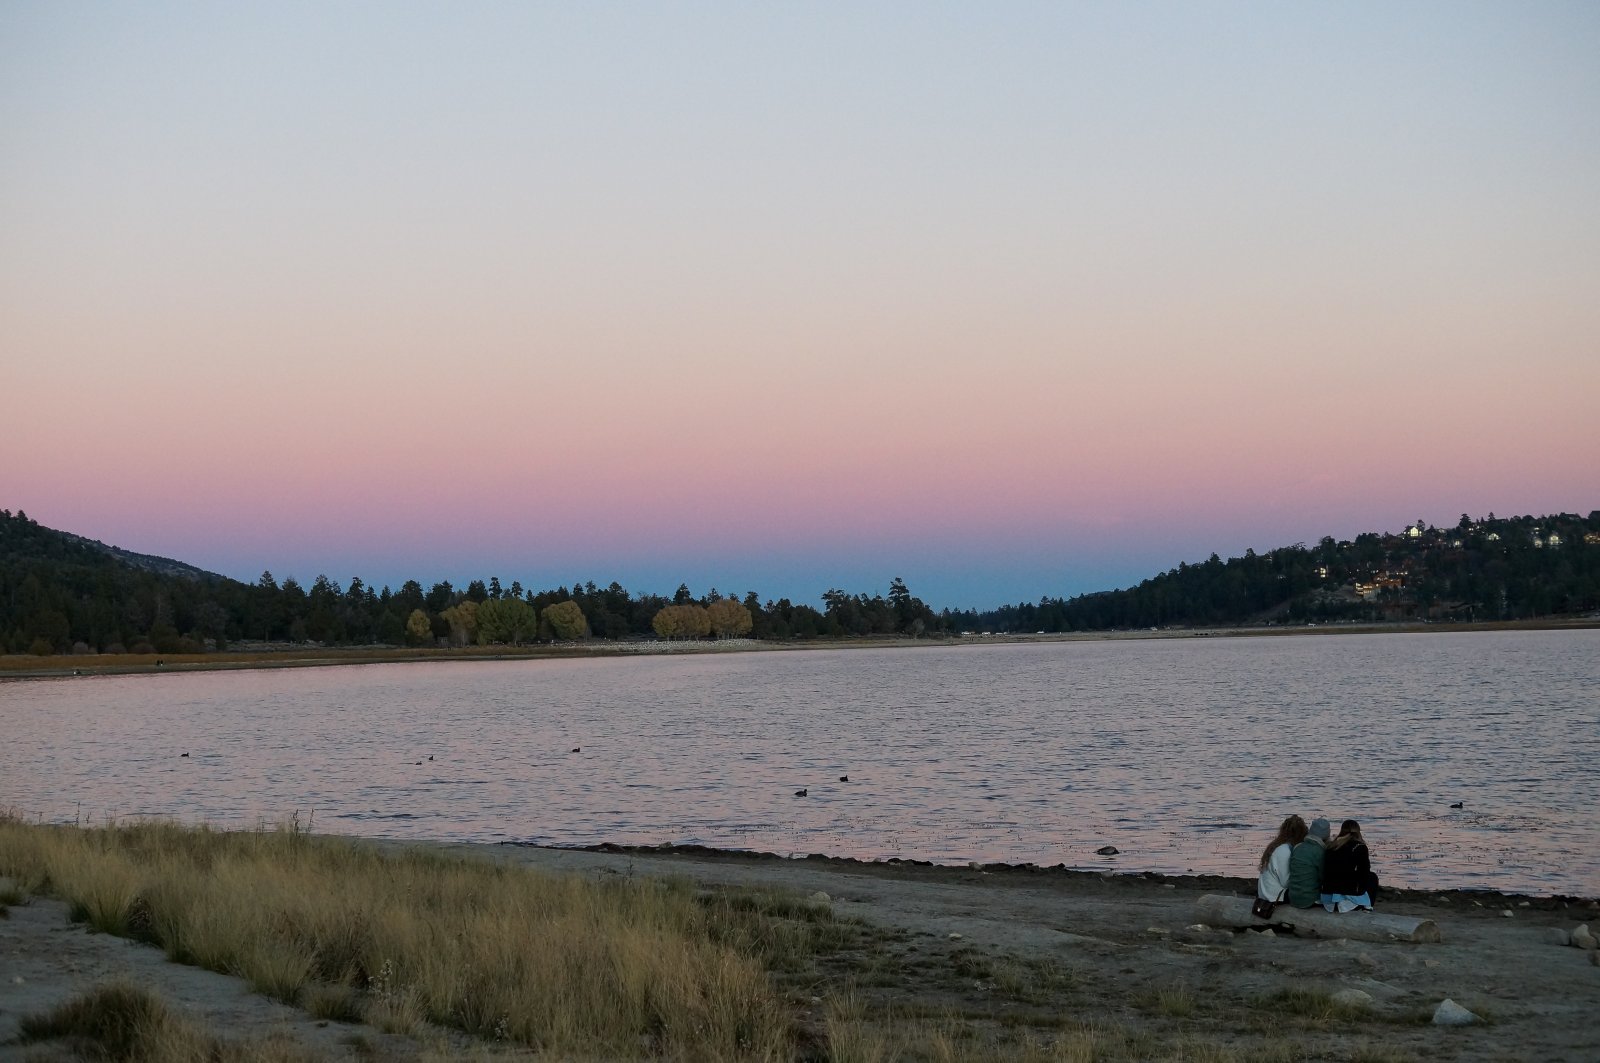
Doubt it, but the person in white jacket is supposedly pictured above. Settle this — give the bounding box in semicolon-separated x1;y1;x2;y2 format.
1258;815;1308;902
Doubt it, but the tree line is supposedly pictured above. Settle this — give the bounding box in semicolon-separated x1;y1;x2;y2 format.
949;512;1600;633
3;509;1596;656
0;511;944;654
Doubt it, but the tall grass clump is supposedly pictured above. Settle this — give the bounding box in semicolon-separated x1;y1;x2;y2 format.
0;817;791;1059
19;981;323;1062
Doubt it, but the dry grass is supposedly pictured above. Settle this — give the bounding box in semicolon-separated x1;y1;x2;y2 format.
18;981;322;1062
0;818;790;1059
0;818;1329;1061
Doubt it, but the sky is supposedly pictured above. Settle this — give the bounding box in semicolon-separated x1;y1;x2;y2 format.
3;2;1598;609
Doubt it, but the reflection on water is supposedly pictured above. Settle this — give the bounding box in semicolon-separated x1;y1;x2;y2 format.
2;630;1597;895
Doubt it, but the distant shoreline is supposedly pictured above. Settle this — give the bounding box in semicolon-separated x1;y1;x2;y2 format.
2;616;1595;681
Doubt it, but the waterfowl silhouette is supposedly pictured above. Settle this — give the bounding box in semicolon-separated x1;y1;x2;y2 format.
1450;801;1464;809
180;752;189;758
570;747;581;754
428;755;434;761
794;789;808;797
838;775;849;782
1095;845;1119;856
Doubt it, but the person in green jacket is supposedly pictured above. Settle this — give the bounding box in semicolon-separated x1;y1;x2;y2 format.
1287;817;1330;907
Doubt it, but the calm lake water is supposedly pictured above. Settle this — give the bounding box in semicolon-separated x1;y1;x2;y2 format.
3;630;1597;896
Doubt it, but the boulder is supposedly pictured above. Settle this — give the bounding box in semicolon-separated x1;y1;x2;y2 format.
1432;999;1478;1026
1545;927;1572;947
1331;989;1372;1008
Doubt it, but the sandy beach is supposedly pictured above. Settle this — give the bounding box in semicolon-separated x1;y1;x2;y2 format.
4;838;1597;1061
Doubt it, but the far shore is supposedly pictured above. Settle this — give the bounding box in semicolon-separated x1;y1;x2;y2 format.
3;616;1595;681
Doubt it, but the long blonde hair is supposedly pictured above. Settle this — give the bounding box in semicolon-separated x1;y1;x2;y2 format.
1327;819;1365;851
1259;815;1307;870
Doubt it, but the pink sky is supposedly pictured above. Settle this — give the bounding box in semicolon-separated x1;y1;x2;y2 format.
3;4;1597;606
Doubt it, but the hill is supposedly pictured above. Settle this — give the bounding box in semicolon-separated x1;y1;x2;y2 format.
954;512;1600;633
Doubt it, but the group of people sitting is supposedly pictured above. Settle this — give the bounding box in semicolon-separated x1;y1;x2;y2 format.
1258;814;1378;912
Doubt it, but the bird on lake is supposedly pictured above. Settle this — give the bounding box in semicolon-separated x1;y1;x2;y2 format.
570;747;581;754
427;755;434;761
1450;801;1464;809
838;775;849;782
794;788;808;797
1096;845;1119;856
180;752;189;758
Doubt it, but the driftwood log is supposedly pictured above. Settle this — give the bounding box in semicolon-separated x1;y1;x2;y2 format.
1195;894;1441;943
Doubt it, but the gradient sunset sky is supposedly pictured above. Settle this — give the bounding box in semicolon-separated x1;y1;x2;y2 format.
3;3;1597;608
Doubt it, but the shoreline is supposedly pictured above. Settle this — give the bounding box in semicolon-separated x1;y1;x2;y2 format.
6;826;1600;1060
532;840;1600;909
3;615;1595;681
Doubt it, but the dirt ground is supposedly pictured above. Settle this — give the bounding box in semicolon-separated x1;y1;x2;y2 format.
3;842;1597;1061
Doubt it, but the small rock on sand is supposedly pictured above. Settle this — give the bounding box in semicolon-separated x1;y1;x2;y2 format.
1546;927;1572;947
1331;989;1372;1008
1432;999;1479;1026
808;891;830;904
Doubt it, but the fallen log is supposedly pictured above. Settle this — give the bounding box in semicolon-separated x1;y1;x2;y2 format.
1195;894;1441;943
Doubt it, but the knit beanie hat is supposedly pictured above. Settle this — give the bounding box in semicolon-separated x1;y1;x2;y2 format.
1309;817;1331;840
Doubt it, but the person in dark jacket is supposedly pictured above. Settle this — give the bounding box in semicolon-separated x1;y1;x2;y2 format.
1287;817;1330;907
1321;819;1375;912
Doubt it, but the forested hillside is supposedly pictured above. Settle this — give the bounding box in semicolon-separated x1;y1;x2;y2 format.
0;510;940;653
2;508;1596;656
954;513;1600;632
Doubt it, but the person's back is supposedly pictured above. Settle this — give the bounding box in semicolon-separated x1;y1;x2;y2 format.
1286;817;1330;908
1321;819;1375;912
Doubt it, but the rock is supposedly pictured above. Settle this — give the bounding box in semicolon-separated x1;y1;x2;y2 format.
947;932;962;940
1572;926;1596;950
1331;989;1373;1008
1546;927;1573;947
1186;924;1209;931
1519;900;1531;907
1356;952;1380;970
1432;999;1479;1026
808;891;830;904
1162;883;1177;890
1096;845;1119;856
1145;927;1170;937
1502;910;1515;918
1422;959;1440;968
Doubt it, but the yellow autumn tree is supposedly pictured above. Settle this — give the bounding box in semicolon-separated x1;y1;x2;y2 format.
542;600;589;641
440;601;478;647
706;599;753;638
652;604;711;640
405;609;432;646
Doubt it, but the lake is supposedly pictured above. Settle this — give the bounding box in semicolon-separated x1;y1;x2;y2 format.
2;630;1596;896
